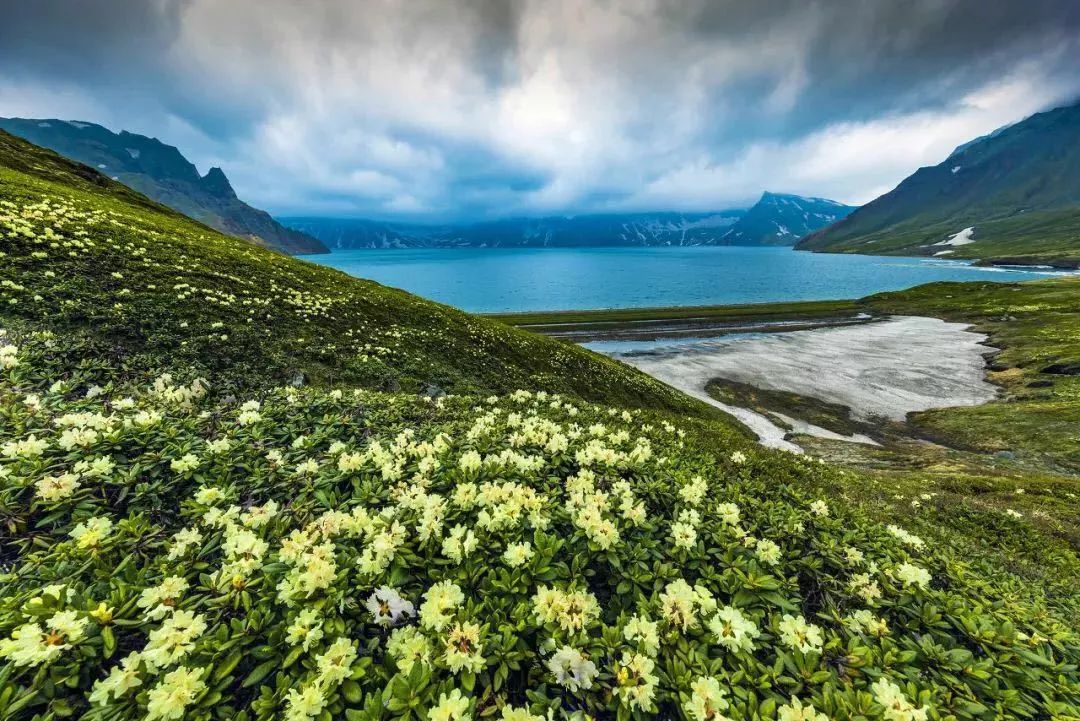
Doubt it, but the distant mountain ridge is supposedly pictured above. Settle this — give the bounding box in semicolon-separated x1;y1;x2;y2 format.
284;211;742;249
0;118;328;255
285;192;853;250
797;101;1080;266
720;192;855;246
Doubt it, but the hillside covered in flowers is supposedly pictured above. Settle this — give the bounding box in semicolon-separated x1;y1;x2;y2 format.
0;130;1078;720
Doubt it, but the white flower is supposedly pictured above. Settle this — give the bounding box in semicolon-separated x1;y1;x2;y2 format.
366;587;415;627
547;645;598;691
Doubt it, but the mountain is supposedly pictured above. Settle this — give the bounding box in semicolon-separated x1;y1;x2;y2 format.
286;192;852;250
797;101;1080;266
0;117;328;255
285;195;853;250
719;192;856;245
283;211;746;249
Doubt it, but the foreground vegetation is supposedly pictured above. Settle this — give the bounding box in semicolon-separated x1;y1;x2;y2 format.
499;280;1080;608
1;131;1079;720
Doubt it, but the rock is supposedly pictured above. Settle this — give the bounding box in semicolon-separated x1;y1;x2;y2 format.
994;450;1016;460
1041;362;1080;375
422;383;446;398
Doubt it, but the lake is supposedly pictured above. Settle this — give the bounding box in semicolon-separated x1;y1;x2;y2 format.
301;246;1062;313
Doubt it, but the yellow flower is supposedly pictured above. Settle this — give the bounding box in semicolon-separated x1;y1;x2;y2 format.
613;651;658;712
708;606;760;652
683;676;729;721
444;622;485;674
387;626;431;674
502;541;534;568
623;614;659;655
145;666;206;721
500;706;543;721
285;683;326;721
316;636;358;685
420;580;465;631
532;586;600;633
893;562;931;589
871;679;929;721
89;652;143;705
546;645;598;691
69;515;113;549
428;689;471;721
778;696;829;721
778;614;824;654
0;623;64;666
89;601;114;625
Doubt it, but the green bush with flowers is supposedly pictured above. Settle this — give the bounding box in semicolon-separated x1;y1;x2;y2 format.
2;330;1080;720
0;128;1079;721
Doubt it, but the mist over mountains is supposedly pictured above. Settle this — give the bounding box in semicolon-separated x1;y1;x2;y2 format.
284;194;855;250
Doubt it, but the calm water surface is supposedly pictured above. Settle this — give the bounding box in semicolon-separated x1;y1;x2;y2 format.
302;247;1062;313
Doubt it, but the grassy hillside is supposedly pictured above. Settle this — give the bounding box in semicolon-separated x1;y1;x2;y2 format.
1;131;1079;720
797;102;1080;266
0;118;329;255
0;130;703;415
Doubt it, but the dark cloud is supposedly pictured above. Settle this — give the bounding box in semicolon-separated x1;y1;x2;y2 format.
1;0;1078;219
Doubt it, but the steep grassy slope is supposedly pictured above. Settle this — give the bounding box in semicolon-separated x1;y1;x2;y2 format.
0;118;328;255
0;130;701;415
797;102;1080;265
1;131;1079;721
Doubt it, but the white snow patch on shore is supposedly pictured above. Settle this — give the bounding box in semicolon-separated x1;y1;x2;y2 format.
587;316;996;451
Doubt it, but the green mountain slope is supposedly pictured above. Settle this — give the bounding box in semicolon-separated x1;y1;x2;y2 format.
0;118;328;255
797;101;1080;265
0;129;704;413
0;130;1078;720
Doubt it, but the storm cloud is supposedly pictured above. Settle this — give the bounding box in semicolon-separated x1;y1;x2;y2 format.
2;0;1078;219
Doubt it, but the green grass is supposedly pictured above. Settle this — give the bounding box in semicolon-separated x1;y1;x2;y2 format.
799;208;1080;267
1;130;1079;720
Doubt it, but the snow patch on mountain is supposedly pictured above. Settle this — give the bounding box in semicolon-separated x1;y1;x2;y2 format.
935;227;977;246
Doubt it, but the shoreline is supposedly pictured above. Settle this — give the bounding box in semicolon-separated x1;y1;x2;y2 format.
485;298;874;341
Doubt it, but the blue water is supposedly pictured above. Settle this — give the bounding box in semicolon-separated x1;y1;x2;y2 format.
301;247;1063;313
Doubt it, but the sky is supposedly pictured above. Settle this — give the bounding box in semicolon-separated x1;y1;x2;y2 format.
1;0;1079;221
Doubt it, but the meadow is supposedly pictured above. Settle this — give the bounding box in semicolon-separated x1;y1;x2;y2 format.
0;130;1078;720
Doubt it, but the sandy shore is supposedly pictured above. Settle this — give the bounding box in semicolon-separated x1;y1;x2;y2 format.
586;315;997;451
